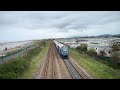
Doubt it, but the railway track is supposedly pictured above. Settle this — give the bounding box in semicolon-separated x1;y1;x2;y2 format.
63;59;83;79
54;41;91;79
38;41;91;79
53;41;86;79
53;43;72;79
52;42;55;79
42;42;51;79
41;41;56;79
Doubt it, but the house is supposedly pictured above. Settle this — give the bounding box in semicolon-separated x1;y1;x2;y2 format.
87;44;111;57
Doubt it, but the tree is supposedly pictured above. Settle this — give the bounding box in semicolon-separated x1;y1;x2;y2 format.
110;40;120;64
87;48;97;57
111;51;120;64
76;43;87;53
80;43;87;52
110;40;120;51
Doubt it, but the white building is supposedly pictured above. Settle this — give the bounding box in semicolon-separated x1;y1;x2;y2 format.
87;44;111;57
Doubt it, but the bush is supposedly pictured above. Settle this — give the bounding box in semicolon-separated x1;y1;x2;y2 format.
0;72;16;79
76;43;87;53
110;40;120;64
87;49;97;57
0;41;46;79
36;41;46;47
111;51;120;64
23;46;42;61
110;41;120;51
80;43;87;52
0;58;30;79
76;46;82;53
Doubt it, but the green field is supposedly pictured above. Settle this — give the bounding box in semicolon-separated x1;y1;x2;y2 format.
69;48;120;79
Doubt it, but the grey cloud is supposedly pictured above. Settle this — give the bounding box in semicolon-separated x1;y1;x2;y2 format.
54;21;72;29
0;11;120;41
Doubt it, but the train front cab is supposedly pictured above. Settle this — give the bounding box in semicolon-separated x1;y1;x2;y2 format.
61;55;68;59
60;46;68;59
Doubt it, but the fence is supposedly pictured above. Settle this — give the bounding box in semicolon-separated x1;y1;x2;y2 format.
0;44;37;64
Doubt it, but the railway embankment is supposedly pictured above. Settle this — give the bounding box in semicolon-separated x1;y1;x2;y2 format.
0;40;49;79
20;41;49;79
69;48;120;79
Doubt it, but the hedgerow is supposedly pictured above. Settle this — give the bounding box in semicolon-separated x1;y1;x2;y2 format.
0;41;46;79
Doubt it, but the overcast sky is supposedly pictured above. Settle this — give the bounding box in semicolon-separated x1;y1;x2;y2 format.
0;11;120;41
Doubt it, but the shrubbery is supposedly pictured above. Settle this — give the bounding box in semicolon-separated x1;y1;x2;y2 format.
36;40;46;47
75;41;120;68
23;46;42;61
76;46;82;53
87;49;97;57
76;43;87;53
80;43;87;52
110;41;120;51
110;41;120;65
111;51;120;64
0;41;46;79
0;58;30;79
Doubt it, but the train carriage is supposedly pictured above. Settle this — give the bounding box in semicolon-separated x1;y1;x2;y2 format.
54;40;68;59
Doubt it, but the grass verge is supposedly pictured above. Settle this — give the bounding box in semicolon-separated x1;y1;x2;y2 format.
18;41;49;79
0;41;49;79
69;48;120;79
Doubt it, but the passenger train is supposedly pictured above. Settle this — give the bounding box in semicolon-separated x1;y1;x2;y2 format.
54;40;68;59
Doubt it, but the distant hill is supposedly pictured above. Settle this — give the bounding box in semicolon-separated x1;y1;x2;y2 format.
98;34;120;38
99;34;112;37
113;34;120;38
68;34;120;39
